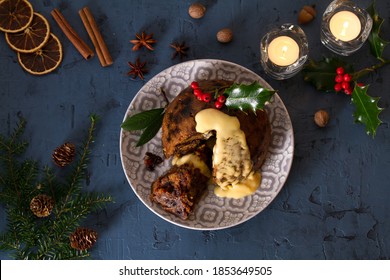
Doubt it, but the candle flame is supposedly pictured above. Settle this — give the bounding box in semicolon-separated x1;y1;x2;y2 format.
340;21;349;37
281;46;288;60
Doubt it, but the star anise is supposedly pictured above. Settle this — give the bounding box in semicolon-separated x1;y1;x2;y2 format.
127;58;147;80
170;42;189;60
130;31;157;51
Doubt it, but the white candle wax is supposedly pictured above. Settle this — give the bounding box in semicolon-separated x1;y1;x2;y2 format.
329;11;361;42
267;36;299;66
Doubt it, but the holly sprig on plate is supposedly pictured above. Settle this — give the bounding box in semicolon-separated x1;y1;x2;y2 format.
121;82;275;146
302;1;388;137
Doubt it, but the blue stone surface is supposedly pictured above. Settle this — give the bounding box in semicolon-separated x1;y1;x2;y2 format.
1;0;390;260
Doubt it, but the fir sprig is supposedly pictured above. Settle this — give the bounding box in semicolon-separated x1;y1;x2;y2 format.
0;115;112;260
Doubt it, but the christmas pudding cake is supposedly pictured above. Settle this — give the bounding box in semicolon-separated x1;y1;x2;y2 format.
150;80;272;219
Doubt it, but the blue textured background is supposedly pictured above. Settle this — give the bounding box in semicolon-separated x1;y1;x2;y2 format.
1;0;390;259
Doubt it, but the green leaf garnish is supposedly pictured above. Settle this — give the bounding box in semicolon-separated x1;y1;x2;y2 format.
124;82;274;146
121;108;165;131
224;82;275;113
121;107;165;147
367;1;389;60
302;57;353;91
136;111;164;147
351;84;383;137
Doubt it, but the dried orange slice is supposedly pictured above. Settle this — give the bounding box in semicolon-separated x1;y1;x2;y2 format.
0;0;33;33
5;12;50;53
17;33;62;75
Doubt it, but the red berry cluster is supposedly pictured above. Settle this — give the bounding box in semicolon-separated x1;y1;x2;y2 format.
334;67;353;95
191;81;226;109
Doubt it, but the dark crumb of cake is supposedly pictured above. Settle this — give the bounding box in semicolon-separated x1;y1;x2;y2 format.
144;152;163;171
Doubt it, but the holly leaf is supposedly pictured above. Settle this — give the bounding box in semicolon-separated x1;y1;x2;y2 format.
351;84;383;137
302;57;353;91
121;108;165;131
367;1;389;60
224;82;275;113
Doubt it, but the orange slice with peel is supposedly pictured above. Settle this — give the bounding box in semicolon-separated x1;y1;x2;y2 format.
17;33;62;75
0;0;33;33
5;12;50;53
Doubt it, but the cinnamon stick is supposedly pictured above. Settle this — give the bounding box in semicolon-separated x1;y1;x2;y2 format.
79;7;113;67
51;8;94;60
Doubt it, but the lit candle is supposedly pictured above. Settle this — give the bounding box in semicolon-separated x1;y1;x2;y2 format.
329;11;361;42
267;36;299;66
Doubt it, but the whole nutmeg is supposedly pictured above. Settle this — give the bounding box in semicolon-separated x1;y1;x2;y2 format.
314;109;329;127
298;5;317;25
217;28;233;43
188;3;206;19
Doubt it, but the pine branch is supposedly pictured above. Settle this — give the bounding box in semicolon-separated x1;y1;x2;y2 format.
0;117;26;149
55;114;99;217
0;115;113;260
42;165;59;200
0;120;30;205
62;193;113;214
0;232;20;252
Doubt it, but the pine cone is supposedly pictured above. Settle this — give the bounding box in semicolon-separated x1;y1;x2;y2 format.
52;142;75;167
69;227;98;250
30;194;54;217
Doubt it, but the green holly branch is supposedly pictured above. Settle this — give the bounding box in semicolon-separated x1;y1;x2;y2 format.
121;82;274;146
367;1;389;60
352;59;390;81
303;0;388;137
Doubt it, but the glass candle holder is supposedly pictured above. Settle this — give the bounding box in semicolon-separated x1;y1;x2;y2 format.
321;0;373;56
260;24;309;80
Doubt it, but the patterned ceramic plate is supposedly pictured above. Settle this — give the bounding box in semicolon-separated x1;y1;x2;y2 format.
120;59;294;230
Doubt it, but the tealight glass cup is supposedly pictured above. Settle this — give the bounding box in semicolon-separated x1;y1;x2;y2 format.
260;24;309;80
321;0;373;56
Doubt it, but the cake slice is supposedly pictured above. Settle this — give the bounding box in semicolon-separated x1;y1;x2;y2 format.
161;79;271;170
150;162;209;220
151;79;272;218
